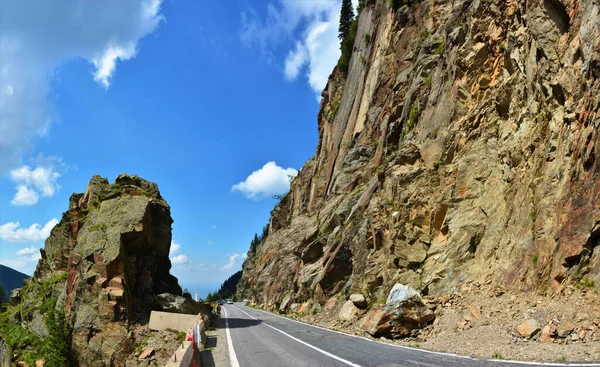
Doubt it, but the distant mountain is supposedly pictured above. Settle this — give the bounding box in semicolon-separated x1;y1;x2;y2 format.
0;264;29;301
206;270;242;301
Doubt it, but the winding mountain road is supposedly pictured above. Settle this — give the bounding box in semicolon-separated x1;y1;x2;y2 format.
221;303;599;367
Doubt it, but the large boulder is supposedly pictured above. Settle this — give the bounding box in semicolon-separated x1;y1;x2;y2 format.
362;284;434;338
516;319;540;338
349;294;368;309
339;300;361;321
387;283;421;304
156;293;210;318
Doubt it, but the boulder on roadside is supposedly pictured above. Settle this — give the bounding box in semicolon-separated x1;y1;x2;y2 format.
290;303;302;313
557;323;575;338
324;297;338;310
540;324;557;343
386;283;421;304
156;293;210;319
299;302;312;314
361;284;434;338
361;302;435;338
349;294;368;309
279;295;294;313
339;300;361;321
516;319;540;338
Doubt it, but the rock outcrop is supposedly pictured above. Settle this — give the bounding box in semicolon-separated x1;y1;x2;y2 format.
2;174;183;366
239;0;600;338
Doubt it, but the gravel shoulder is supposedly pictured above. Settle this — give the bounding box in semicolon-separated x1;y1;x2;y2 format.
201;310;231;367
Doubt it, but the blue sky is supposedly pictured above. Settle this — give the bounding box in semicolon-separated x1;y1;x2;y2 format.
0;0;350;297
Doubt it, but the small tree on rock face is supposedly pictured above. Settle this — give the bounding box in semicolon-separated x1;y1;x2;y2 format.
338;0;355;41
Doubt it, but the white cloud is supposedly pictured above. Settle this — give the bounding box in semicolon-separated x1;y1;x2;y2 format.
232;161;297;200
0;0;164;170
284;42;308;80
11;185;39;206
9;155;66;205
1;246;42;272
241;0;355;96
171;254;189;265
92;44;137;88
170;241;181;256
0;218;59;243
16;246;37;256
207;240;213;245
222;253;248;270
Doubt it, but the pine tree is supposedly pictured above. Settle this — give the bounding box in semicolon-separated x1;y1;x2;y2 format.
338;0;355;41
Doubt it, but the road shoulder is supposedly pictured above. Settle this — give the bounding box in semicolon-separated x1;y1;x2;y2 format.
201;311;231;367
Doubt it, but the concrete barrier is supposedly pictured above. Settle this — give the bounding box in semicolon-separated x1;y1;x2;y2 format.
150;311;206;366
163;341;194;367
149;311;204;333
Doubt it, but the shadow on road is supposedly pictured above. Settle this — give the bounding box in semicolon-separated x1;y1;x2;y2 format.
224;317;262;329
201;347;216;367
205;335;217;349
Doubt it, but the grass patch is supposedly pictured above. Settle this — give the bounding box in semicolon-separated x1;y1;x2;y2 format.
581;277;596;289
403;101;420;134
532;255;539;266
433;38;445;55
492;352;504;360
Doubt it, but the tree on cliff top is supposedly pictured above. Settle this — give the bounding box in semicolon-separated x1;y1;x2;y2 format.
338;0;355;41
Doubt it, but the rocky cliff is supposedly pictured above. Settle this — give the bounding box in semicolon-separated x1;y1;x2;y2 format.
1;174;184;366
239;0;600;321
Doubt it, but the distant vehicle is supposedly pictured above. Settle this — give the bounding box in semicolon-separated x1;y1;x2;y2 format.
243;299;248;303
216;300;224;305
226;299;233;304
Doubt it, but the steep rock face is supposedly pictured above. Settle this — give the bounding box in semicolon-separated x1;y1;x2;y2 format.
239;0;600;311
10;174;181;366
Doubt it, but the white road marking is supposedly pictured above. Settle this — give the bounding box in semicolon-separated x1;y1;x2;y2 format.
239;304;600;367
233;305;364;367
223;307;241;367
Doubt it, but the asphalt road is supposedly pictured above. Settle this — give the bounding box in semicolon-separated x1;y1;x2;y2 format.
222;303;600;367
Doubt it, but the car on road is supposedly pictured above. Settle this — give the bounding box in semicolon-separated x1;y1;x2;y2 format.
216;300;223;305
226;299;233;304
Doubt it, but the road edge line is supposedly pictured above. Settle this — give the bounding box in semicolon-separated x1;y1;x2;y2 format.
234;305;364;367
239;304;600;367
222;307;241;367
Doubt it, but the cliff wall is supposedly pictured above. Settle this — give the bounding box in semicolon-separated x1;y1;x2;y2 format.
239;0;600;308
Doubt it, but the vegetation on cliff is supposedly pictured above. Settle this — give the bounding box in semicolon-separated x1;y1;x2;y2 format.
0;272;72;366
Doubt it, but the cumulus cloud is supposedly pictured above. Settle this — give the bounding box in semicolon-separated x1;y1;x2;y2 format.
241;0;357;96
222;253;247;270
9;155;64;205
231;161;297;200
11;185;39;206
170;241;181;256
171;254;190;265
0;0;164;170
16;246;37;256
1;246;42;271
0;218;59;243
